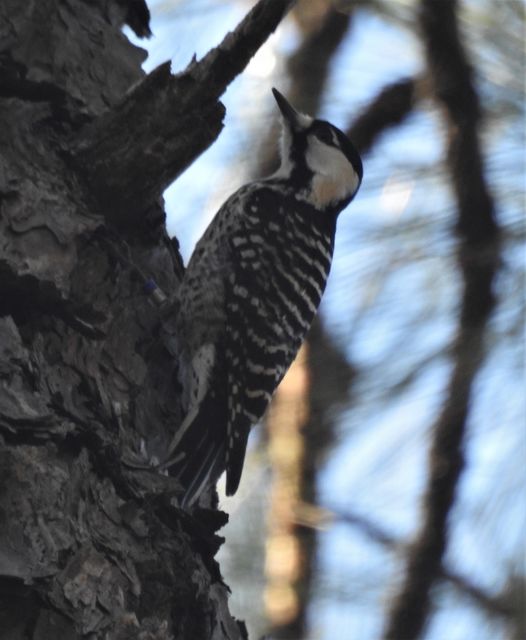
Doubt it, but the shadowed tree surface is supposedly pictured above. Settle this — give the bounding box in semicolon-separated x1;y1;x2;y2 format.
0;0;295;637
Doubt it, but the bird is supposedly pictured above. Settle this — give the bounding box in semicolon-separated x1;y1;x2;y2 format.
164;88;363;507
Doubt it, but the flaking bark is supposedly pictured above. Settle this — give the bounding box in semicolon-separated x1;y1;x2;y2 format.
0;0;296;637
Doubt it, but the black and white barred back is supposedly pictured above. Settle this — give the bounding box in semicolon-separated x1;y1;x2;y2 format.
164;89;363;507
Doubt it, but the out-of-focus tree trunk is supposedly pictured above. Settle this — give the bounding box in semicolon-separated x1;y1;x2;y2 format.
258;6;354;637
260;4;421;637
0;1;295;638
384;1;500;638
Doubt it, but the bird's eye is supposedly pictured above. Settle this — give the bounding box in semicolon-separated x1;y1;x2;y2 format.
315;125;339;147
315;127;333;144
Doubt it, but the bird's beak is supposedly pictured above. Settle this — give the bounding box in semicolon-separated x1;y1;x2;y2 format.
272;88;310;131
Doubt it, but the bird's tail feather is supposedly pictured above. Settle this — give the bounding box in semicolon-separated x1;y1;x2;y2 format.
225;425;251;497
161;392;226;508
179;442;225;508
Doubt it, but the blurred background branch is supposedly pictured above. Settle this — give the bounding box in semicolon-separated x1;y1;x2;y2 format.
297;502;515;620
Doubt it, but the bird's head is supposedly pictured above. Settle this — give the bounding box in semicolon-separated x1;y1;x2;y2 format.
272;88;363;213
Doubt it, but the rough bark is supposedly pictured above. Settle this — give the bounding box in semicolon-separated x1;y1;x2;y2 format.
0;0;295;638
70;0;296;222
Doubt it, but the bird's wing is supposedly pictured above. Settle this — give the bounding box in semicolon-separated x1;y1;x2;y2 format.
160;343;229;507
223;200;304;496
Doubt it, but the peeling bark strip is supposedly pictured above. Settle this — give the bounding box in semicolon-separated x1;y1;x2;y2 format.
70;0;297;221
384;1;500;639
0;1;295;638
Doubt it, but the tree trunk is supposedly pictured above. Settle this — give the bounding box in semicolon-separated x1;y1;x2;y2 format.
0;0;295;637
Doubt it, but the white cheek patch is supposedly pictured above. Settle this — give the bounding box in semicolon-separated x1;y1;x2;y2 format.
306;137;360;208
